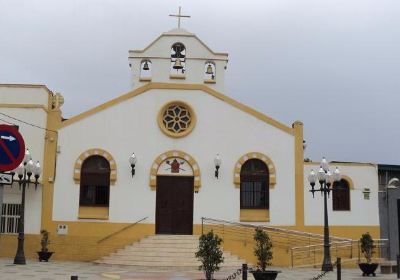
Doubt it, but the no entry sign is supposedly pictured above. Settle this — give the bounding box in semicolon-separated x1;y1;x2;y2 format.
0;124;25;172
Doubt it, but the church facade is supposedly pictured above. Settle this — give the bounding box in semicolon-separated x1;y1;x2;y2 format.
0;27;381;265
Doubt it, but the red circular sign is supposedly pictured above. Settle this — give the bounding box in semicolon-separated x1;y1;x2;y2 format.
0;124;26;172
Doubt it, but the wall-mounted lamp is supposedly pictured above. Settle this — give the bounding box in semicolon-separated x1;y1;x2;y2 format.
129;153;137;177
362;188;371;200
214;154;221;179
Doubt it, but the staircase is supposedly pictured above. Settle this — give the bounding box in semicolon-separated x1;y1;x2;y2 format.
94;234;247;271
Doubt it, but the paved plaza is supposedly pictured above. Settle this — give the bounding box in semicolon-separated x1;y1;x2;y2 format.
0;258;399;280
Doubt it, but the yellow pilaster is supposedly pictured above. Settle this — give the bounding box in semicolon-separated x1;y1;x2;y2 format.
293;121;305;226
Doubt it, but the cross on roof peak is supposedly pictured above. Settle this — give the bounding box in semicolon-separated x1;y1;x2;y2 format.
169;6;191;28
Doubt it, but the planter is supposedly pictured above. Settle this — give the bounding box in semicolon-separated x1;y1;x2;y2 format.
37;251;54;262
359;263;378;276
251;270;281;280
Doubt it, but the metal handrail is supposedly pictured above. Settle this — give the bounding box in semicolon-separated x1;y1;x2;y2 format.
97;216;148;244
202;217;351;242
290;239;388;268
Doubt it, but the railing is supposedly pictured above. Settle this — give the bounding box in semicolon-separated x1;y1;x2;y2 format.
202;217;351;251
290;239;388;268
97;216;148;244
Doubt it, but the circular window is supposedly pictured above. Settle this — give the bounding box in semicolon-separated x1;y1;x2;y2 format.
158;101;196;138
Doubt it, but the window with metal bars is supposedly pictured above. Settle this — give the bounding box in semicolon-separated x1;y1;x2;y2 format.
79;155;110;206
240;159;269;209
1;203;21;234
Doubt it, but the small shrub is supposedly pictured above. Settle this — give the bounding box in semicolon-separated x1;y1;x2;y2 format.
360;232;375;264
195;231;224;280
40;230;50;252
253;227;273;271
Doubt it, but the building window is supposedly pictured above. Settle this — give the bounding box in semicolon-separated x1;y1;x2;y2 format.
157;101;196;138
170;42;186;76
332;179;350;211
1;203;21;234
79;155;110;206
240;159;269;209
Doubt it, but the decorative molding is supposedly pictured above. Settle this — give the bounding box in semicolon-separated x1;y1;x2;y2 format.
150;150;201;191
73;148;117;185
0;103;49;112
233;152;276;188
336;175;355;190
157;100;196;138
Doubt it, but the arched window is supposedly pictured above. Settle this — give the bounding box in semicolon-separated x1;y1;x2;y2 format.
79;155;110;207
140;60;152;80
332;179;350;211
170;43;186;76
204;61;216;81
240;159;269;209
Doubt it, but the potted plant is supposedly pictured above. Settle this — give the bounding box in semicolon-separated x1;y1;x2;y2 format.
359;232;378;276
37;230;54;262
251;227;280;280
195;230;224;280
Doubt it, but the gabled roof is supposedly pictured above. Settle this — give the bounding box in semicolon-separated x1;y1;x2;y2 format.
129;28;228;58
60;83;294;135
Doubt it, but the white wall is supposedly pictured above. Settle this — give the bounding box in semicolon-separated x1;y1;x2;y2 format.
304;163;380;226
0;86;49;234
54;88;296;226
129;31;228;92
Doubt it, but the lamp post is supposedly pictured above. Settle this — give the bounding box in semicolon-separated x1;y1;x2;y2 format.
307;157;341;272
129;153;137;177
214;154;221;178
10;149;41;265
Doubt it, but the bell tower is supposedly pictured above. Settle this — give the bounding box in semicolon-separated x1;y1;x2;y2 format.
128;8;229;92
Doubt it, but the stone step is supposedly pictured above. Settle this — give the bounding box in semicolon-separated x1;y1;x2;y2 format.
103;255;242;262
94;234;249;270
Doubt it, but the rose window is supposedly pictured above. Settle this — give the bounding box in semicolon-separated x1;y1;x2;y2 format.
158;102;196;138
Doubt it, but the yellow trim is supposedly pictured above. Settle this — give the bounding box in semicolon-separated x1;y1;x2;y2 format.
73;149;117;185
339;175;355;190
78;206;109;220
304;161;376;167
293;121;305;226
139;77;151;82
233;152;277;188
0;103;49;112
60;83;293;135
240;209;270;222
0;83;53;94
157;100;196;138
150;150;201;191
170;74;186;79
130;32;229;57
41;90;62;231
204;79;216;84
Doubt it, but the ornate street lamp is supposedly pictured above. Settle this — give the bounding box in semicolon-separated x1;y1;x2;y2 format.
10;149;41;265
307;157;341;272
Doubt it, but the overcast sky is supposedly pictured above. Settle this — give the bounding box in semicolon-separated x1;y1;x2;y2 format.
0;0;399;165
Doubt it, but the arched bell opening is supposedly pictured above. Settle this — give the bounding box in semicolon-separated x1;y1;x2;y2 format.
204;61;216;81
170;42;186;76
140;60;152;81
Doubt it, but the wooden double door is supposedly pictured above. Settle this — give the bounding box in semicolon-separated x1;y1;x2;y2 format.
156;176;194;235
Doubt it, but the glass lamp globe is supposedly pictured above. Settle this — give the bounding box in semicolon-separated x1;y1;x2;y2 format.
129;153;137;166
333;167;341;182
15;163;24;177
34;161;41;177
317;167;326;182
214;154;221;168
308;169;317;184
326;171;334;185
321;157;329;172
26;159;35;175
23;149;31;165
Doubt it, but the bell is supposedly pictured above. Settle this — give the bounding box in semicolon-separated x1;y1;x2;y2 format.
173;58;183;70
206;64;214;75
143;61;150;71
